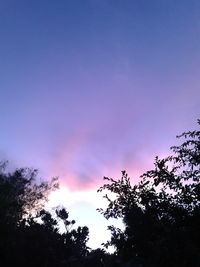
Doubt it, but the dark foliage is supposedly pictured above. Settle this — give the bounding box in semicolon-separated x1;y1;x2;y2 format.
1;120;200;267
0;164;90;267
98;120;200;267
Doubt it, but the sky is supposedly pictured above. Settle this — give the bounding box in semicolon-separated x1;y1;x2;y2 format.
1;0;200;249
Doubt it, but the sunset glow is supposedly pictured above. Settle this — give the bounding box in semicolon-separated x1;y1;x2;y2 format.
46;184;124;249
1;0;200;249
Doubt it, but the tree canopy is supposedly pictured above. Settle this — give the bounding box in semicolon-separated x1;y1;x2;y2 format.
98;120;200;267
0;163;58;227
0;164;93;267
0;120;200;266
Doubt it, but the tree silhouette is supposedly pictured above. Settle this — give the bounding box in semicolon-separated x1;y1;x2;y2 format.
0;163;90;267
0;163;58;227
98;120;200;267
1;120;200;266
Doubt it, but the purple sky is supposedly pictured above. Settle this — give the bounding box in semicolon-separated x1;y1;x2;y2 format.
1;0;200;248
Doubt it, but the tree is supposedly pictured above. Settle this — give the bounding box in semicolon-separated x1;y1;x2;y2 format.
98;120;200;267
0;163;90;267
0;163;58;227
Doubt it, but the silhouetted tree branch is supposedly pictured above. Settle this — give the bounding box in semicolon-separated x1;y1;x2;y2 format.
98;120;200;267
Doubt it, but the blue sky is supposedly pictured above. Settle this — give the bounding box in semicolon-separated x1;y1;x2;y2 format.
0;0;200;248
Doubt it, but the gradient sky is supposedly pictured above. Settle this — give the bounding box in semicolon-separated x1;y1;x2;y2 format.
1;0;200;249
